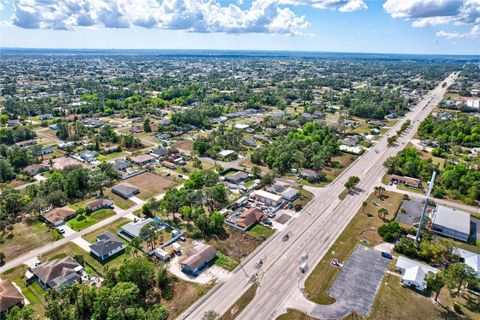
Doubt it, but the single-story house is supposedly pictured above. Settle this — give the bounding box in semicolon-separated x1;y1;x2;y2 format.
218;150;235;158
0;280;24;316
396;256;438;292
242;139;257;147
130;154;155;166
431;205;470;242
15;139;37;148
162;161;177;170
180;245;217;275
119;218;159;239
151;148;169;158
30;256;83;290
113;160;131;172
111;184;140;199
300;169;319;180
252;190;283;207
79;150;98;163
39;114;53;120
7;120;20;127
23;163;50;176
234;123;250;130
236;207;266;229
390;174;422;188
89;232;125;261
154;248;171;261
101;146;119;155
86;198;113;212
130;126;143;133
33;147;54;156
454;248;480;279
225;171;249;184
83;119;104;128
281;187;299;202
43;207;76;226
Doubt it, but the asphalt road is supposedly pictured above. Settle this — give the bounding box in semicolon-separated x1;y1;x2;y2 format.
179;72;458;320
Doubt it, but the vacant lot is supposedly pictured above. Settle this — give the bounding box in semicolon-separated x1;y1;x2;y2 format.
304;191;403;304
247;224;275;240
207;226;263;262
50;156;84;170
125;172;177;200
163;280;213;319
67;209;116;231
0;221;61;261
322;152;358;181
174;139;193;152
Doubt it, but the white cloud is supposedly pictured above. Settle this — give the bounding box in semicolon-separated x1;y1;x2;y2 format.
279;0;366;11
10;0;309;34
10;0;367;34
384;0;479;40
0;3;4;12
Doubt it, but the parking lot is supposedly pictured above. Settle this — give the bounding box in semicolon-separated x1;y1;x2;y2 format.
312;245;390;318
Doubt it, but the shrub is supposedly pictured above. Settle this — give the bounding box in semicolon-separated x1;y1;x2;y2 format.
378;221;401;242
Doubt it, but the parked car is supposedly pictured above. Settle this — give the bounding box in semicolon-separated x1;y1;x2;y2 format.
381;252;393;259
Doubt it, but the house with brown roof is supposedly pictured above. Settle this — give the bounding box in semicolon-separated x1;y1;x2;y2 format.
86;198;113;212
236;207;266;229
0;280;24;315
180;245;216;275
43;207;76;226
130;154;155;166
30;256;83;290
391;174;422;188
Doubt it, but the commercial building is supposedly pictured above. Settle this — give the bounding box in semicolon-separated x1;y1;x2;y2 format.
252;190;283;207
431;205;470;242
180;245;216;275
395;256;438;292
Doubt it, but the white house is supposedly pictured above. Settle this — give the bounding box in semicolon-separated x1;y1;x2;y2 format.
396;256;438;292
454;248;480;279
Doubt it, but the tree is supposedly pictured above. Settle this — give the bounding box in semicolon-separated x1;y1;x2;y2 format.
344;176;360;191
139;222;159;251
252;165;261;178
402;194;410;201
117;257;155;294
0;251;5;266
425;271;445;301
261;173;275;186
202;311;220;320
387;135;397;145
143;118;151;132
445;262;477;293
5;305;34;320
378;221;401;242
362;201;367;213
145;305;168;320
142;203;153;218
377;208;388;219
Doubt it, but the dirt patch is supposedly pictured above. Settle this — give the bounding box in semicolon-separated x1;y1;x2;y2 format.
276;214;291;224
207;227;262;261
125;172;177;195
174;140;193;152
50;156;83;170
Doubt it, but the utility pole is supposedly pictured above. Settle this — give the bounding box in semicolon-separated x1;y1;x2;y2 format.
415;171;436;244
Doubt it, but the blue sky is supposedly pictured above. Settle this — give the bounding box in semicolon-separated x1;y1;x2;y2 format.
0;0;478;55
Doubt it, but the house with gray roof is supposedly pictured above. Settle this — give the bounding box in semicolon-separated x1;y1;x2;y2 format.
431;205;470;242
90;232;125;261
111;184;139;199
30;256;83;290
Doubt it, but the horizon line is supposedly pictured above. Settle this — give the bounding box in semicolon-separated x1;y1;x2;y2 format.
1;47;479;58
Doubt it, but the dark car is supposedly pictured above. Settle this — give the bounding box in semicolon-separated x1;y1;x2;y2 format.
381;252;393;259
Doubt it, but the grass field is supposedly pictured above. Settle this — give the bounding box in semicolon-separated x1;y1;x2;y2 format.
66;209;116;231
214;251;239;271
0;221;61;261
247;224;275;240
207;226;263;262
163;280;214;320
304;191;403;304
83;218;131;243
97;151;125;162
220;284;258;320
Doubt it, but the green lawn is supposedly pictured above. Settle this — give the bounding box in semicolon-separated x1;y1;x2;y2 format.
247;224;275;240
292;186;314;208
67;209;116;231
97;151;125;162
214;251;239;271
83;218;131;243
104;189;136;209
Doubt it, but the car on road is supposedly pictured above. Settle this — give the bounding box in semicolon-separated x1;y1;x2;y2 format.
282;233;290;241
299;262;308;273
